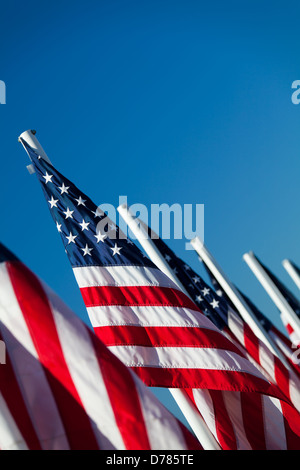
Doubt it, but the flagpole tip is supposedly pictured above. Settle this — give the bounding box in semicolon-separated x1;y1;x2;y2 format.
18;129;37;142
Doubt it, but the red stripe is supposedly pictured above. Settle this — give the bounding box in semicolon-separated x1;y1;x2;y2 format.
209;390;237;450
274;357;292;403
88;330;151;450
80;284;201;310
177;421;203;450
243;324;261;366
280;401;300;449
131;365;284;398
186;389;238;450
7;261;100;450
94;324;244;354
0;330;41;450
241;392;266;450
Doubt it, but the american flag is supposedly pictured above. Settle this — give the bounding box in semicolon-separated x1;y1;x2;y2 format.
202;257;300;378
22;139;300;449
0;242;201;450
137;218;300;402
249;254;300;347
125;218;300;447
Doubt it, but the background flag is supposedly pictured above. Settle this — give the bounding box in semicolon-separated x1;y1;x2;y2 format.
0;242;201;450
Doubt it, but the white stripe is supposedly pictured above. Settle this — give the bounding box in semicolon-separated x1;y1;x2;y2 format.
222;391;252;450
263;396;287;450
259;342;276;383
289;375;300;413
0;392;28;450
191;389;218;443
227;309;246;346
131;373;187;450
132;376;189;450
73;265;177;289
87;304;220;329
107;344;268;379
43;283;126;450
0;264;70;450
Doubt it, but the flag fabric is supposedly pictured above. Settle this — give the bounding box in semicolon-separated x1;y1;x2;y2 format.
203;258;300;378
248;254;300;346
0;242;201;450
21;140;300;449
132;220;300;414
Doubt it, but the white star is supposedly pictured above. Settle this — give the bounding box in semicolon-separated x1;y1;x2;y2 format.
109;223;117;232
184;264;191;271
165;254;171;262
94;232;107;243
196;295;203;303
75;196;86;206
110;243;122;256
210;299;219;309
81;244;93;257
79;219;90;231
63;207;74;219
216;289;223;297
91;208;103;218
56;222;62;232
43;172;53;184
193;276;201;284
201;287;210;296
48;196;59;208
58;182;69;194
66;232;77;244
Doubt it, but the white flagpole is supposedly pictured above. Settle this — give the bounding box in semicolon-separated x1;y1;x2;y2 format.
282;259;300;291
243;251;300;343
191;237;292;370
117;204;221;450
18;129;52;166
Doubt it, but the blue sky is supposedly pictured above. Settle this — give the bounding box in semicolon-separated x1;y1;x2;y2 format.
1;0;300;424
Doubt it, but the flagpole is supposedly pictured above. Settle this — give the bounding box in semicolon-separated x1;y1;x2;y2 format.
191;237;292;370
282;259;300;290
243;252;300;343
18;129;52;165
117;204;221;450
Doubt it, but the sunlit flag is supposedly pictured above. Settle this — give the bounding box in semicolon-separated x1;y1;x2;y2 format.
0;242;201;450
21;139;300;449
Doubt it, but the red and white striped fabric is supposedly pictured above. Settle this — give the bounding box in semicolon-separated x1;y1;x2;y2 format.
74;264;282;393
73;264;300;450
224;306;300;413
0;243;201;450
24;144;300;449
187;388;300;450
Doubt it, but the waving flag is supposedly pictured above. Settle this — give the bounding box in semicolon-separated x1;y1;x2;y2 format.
202;258;300;378
249;255;300;346
132;222;300;414
21;139;300;449
0;242;201;450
